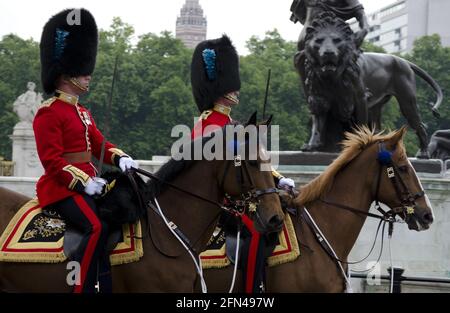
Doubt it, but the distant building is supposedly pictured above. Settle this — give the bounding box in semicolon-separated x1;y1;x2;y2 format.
349;0;450;54
176;0;207;49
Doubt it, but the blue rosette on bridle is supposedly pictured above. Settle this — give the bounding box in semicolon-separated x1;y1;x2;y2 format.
377;149;393;166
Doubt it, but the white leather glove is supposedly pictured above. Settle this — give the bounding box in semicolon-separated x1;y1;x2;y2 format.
119;156;138;172
84;177;107;196
278;177;295;190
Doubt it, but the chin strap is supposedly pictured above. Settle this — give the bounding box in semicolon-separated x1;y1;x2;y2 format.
69;77;89;92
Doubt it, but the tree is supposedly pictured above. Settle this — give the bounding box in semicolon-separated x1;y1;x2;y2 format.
0;35;40;159
0;22;448;160
237;30;310;150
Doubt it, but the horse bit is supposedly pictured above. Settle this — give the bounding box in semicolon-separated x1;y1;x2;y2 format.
220;154;278;218
301;141;427;290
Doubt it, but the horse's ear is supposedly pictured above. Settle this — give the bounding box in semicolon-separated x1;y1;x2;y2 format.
257;115;273;137
260;114;273;127
387;126;408;149
245;111;258;126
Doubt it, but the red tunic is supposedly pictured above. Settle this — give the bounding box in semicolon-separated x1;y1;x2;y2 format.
192;104;283;294
191;105;232;139
33;92;128;207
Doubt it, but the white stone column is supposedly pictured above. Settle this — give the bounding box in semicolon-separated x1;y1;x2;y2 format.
10;122;43;177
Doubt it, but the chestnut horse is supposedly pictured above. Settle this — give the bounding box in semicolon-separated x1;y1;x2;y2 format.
202;127;434;292
0;116;285;292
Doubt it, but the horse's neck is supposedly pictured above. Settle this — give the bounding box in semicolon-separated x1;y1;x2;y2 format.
306;163;374;259
155;161;221;251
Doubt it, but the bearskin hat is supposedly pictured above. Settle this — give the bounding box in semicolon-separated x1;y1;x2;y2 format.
191;35;241;112
40;8;98;94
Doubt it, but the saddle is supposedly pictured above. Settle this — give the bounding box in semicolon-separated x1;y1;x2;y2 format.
201;212;300;268
0;171;147;265
41;208;122;260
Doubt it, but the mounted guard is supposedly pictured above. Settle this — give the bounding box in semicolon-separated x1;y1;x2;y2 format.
34;8;138;293
190;35;295;293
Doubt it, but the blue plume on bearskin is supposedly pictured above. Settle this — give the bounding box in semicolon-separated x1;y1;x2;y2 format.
53;28;69;61
40;9;98;94
202;49;217;81
191;35;241;112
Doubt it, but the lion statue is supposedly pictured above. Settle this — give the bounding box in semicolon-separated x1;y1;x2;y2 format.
296;11;443;158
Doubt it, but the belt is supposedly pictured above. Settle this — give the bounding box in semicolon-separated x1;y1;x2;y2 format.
63;151;92;163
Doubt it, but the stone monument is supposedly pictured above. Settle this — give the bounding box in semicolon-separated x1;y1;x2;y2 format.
10;82;44;177
290;2;443;159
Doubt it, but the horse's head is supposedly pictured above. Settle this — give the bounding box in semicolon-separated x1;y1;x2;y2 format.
371;127;434;231
216;112;284;234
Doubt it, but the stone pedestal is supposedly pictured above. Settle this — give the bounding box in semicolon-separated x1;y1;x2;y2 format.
10;122;43;177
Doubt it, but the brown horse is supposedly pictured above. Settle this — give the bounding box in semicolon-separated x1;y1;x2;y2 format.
0;116;285;292
202;126;434;292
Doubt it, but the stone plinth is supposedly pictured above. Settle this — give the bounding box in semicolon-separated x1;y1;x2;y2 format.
10;122;43;177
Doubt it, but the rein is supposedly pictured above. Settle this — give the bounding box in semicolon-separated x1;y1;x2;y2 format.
130;156;278;255
301;141;426;285
134;167;225;210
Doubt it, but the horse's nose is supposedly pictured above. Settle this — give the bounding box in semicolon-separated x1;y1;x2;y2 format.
421;212;434;225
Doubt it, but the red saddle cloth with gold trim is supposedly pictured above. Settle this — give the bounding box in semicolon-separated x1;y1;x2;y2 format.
200;213;300;269
0;199;143;265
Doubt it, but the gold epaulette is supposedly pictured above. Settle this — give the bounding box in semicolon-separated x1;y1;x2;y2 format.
200;110;213;120
38;97;57;109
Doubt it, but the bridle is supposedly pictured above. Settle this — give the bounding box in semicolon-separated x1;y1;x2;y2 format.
302;140;427;273
131;154;278;218
127;150;278;255
319;141;425;224
220;155;278;218
372;142;425;221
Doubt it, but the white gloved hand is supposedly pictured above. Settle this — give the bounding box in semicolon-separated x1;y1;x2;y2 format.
278;177;295;190
84;177;107;196
119;156;138;172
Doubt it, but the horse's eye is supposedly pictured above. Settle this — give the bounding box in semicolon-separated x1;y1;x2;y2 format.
398;166;409;173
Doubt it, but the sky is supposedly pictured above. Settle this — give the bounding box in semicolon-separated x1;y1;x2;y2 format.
0;0;397;54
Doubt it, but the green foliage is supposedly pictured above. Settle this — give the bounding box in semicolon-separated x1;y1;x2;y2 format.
0;35;39;158
0;21;448;159
389;35;450;155
361;41;386;53
236;29;310;150
361;36;450;156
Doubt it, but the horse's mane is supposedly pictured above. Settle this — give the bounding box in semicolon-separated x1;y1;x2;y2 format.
296;126;406;205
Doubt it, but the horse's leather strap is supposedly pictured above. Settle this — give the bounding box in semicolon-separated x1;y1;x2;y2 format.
300;207;337;259
63;151;92;163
